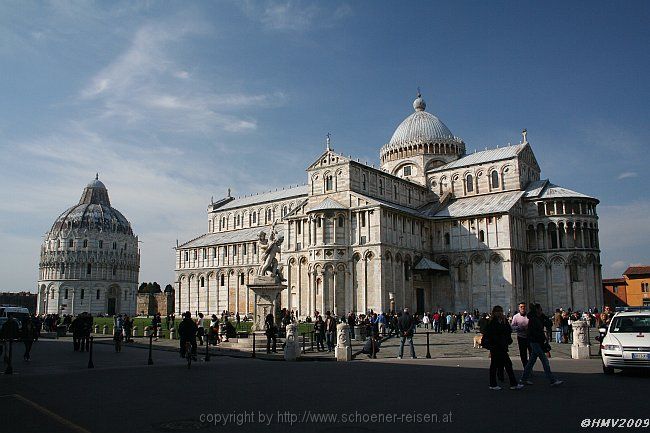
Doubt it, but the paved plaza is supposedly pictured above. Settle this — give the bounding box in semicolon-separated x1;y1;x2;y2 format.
2;333;648;433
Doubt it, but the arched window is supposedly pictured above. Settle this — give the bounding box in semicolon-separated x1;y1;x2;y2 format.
112;242;117;250
60;263;65;275
80;289;85;300
362;174;367;190
64;288;68;299
466;174;474;192
200;277;205;287
491;171;499;189
338;216;344;227
479;230;485;243
86;263;92;275
404;261;411;280
83;239;88;248
96;289;100;300
444;233;450;245
252;212;257;223
379;179;384;195
325;175;333;191
240;273;245;285
68;239;74;248
220;274;225;286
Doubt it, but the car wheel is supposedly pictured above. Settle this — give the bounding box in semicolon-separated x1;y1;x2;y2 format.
602;364;615;375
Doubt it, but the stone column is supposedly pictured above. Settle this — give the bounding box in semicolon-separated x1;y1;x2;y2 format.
571;320;590;359
335;323;352;361
332;270;337;316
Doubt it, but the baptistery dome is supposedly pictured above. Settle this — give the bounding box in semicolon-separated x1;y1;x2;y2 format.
37;176;140;316
49;174;133;236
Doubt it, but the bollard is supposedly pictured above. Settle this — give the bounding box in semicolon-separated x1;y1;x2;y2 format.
132;326;138;337
4;339;13;375
147;334;154;365
252;333;256;359
169;329;175;340
102;325;108;335
301;333;306;354
88;336;94;369
426;332;431;359
94;325;99;334
144;328;150;337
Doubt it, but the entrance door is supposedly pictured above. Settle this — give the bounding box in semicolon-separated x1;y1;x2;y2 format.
107;298;116;315
416;288;425;315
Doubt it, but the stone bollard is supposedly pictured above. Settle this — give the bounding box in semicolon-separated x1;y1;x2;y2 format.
571;320;590;359
169;328;175;340
132;326;138;337
112;326;116;336
144;328;150;337
336;323;352;361
94;325;99;334
283;323;300;361
102;324;109;335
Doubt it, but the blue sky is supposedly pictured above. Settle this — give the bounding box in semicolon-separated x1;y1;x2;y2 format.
1;0;648;291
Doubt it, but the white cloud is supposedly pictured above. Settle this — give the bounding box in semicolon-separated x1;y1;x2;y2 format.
610;261;627;270
617;171;638;180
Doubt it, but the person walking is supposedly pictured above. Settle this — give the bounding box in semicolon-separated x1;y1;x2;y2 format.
22;315;36;361
264;313;277;354
314;315;325;352
196;313;205;346
482;306;523;390
397;308;416;359
510;302;531;369
347;312;356;340
325;311;337;352
519;303;563;387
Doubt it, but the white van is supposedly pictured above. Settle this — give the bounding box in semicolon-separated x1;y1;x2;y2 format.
0;305;31;330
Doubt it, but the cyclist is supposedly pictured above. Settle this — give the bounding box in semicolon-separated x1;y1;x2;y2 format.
178;311;198;360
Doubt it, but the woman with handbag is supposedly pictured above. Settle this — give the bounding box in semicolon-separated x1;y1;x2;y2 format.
519;303;563;387
483;305;523;390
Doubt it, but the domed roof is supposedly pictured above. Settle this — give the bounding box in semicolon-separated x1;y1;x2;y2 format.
388;93;456;148
49;176;134;236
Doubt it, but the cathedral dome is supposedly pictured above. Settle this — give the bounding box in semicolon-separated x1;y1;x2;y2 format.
49;176;133;236
380;92;465;169
388;95;455;147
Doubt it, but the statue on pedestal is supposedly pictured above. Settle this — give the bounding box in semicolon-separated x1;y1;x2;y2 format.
257;221;285;282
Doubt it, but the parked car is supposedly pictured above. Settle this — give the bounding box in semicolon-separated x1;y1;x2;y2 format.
600;307;650;374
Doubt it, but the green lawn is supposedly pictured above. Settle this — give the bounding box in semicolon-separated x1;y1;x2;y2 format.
90;317;313;338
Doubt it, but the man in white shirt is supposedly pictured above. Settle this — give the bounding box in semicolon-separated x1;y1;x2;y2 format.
510;302;531;369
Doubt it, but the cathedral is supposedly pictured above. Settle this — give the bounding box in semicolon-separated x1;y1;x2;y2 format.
37;177;140;315
175;93;603;318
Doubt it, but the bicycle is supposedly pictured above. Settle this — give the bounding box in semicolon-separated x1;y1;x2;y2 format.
185;341;192;369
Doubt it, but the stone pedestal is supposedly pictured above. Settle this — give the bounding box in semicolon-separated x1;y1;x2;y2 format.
102;325;108;335
284;323;299;361
94;325;99;334
132;326;138;337
169;329;175;339
335;323;352;361
571;345;590;359
247;276;286;332
571;320;591;359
